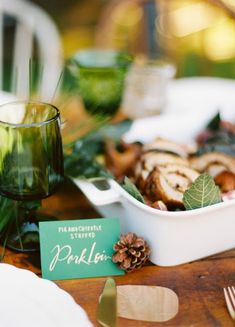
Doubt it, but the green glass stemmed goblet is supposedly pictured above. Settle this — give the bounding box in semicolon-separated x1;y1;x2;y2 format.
71;49;131;118
0;101;64;252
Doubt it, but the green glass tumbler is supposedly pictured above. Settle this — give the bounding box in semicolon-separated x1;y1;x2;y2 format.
71;49;131;117
0;101;64;251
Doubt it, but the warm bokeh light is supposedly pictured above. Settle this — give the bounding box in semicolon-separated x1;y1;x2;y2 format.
156;0;235;76
169;2;218;37
111;3;143;27
223;0;235;8
62;29;93;59
204;19;235;60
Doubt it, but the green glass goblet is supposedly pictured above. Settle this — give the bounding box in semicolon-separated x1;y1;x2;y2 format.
0;101;64;251
71;49;131;118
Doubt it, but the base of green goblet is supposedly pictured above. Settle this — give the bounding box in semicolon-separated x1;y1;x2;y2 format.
7;221;40;252
6;208;57;253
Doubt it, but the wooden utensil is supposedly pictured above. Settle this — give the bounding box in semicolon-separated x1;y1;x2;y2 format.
117;285;179;322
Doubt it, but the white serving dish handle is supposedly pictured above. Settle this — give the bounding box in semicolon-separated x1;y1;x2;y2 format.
74;179;120;206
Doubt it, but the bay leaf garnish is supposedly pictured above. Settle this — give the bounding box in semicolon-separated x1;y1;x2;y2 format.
183;172;222;210
122;177;145;203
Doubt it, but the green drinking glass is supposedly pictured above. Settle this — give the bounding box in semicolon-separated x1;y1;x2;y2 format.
0;101;64;251
71;49;131;118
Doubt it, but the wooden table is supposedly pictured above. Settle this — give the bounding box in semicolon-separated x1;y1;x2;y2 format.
2;178;235;327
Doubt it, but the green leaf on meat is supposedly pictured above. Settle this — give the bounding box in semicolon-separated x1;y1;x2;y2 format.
183;173;222;210
122;177;145;203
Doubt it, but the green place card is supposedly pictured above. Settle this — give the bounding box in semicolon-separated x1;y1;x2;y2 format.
39;218;124;280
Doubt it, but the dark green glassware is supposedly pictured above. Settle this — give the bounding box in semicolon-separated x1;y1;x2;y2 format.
0;101;64;251
72;49;131;117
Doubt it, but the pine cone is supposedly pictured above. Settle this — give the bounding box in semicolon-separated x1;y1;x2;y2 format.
112;232;151;272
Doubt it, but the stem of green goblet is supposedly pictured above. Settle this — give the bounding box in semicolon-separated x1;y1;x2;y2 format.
5;200;42;252
17;200;42;220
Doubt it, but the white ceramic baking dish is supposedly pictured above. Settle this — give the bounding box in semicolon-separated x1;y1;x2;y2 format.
74;178;235;266
73;78;235;266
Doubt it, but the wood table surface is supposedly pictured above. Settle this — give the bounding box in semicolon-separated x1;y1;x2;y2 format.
1;178;235;327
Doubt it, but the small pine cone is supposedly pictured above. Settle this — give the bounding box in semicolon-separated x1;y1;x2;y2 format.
112;232;151;272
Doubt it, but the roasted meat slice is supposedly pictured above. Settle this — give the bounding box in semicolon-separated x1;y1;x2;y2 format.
214;171;235;192
190;152;235;175
206;164;228;178
142;152;189;172
145;164;199;208
105;140;142;180
135;161;150;192
135;153;189;193
143;137;190;158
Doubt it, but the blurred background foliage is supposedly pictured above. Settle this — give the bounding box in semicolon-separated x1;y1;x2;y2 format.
4;0;235;85
30;0;235;78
